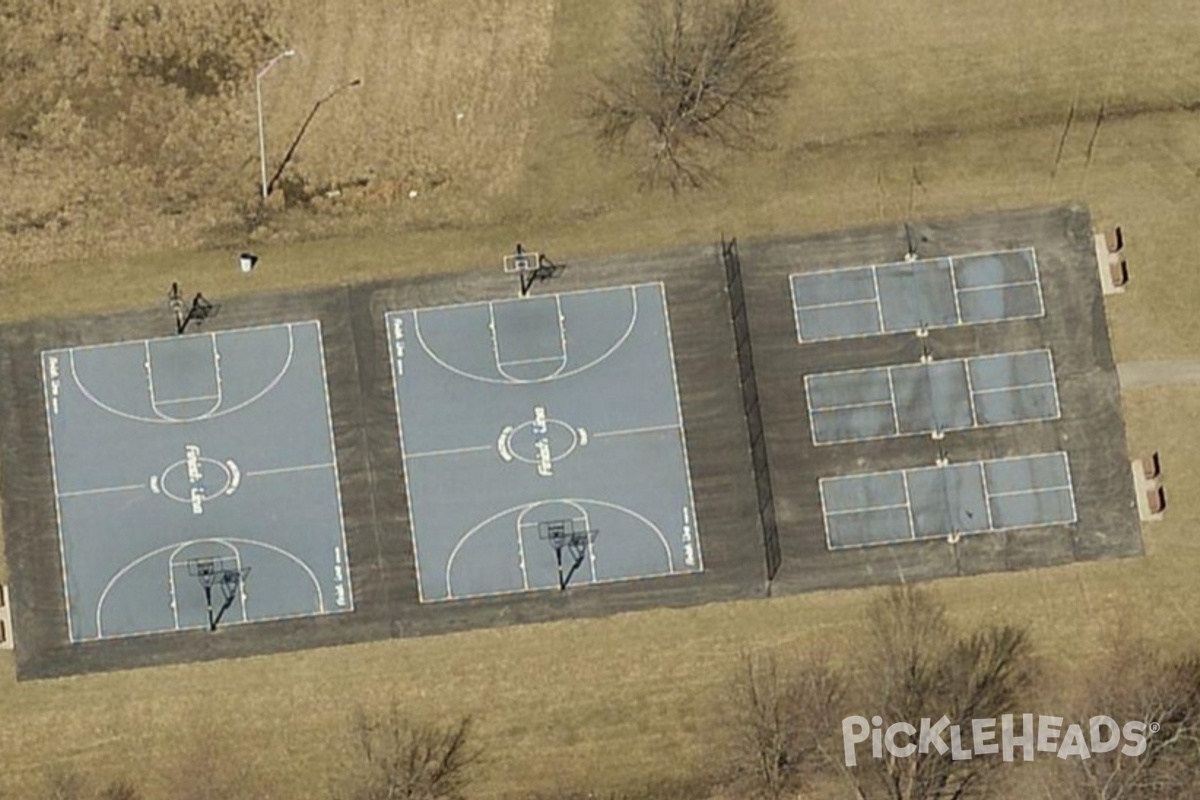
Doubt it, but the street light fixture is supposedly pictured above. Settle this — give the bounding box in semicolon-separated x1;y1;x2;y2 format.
256;48;296;199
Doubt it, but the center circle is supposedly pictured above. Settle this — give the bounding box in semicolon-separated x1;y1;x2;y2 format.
159;457;233;504
506;419;579;465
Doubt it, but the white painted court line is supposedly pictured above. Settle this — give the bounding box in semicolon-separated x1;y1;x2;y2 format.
822;452;1076;550
803;373;819;440
399;281;699;600
591;423;682;439
93;536;328;641
225;542;250;623
58;484;145;498
1060;451;1079;524
658;282;703;572
144;340;160;417
386;311;429;604
48;324;318;641
793;296;882;312
498;356;565;366
490;296;570;379
487;301;510;381
554;293;569;376
1046;348;1064;417
810;397;894;413
409;286;639;386
791;247;1045;345
64;320;304;354
969;348;1053;364
884;366;901;435
445;498;678;601
395;281;656;316
312;320;353;613
818;478;834;550
808;349;1060;444
64;324;297;426
167;554;181;631
41;353;75;642
971;381;1058;396
799;248;1042;297
209;331;224;414
824;501;910;516
986;485;1072;499
404;444;495;459
962;359;979;427
1030;248;1048;318
432;566;688;605
514;518;531;591
789;269;804;343
243;462;337;477
587;515;599;584
978;463;997;531
869;265;886;333
900;471;917;540
154;395;220;405
806;360;905;381
947;256;965;325
144;336;222;419
955;279;1041;294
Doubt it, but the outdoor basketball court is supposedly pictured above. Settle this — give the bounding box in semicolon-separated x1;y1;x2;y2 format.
805;349;1061;445
41;321;351;641
819;452;1077;549
386;282;701;602
790;248;1044;343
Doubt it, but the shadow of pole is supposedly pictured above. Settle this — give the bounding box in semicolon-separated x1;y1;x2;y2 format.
266;78;362;199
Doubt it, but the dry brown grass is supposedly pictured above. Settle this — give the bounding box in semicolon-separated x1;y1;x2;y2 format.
0;0;553;270
2;0;1200;797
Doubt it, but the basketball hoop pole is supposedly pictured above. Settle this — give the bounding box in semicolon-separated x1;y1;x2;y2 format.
505;244;560;297
539;519;596;590
208;572;242;631
167;283;216;335
201;582;217;631
188;558;248;631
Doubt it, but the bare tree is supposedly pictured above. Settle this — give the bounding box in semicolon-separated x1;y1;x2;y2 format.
583;0;794;191
724;649;846;799
836;586;1038;800
335;703;479;800
1053;644;1200;800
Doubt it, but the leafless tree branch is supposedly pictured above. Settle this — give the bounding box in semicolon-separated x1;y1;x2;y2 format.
583;0;793;192
725;648;846;798
1054;644;1200;800
337;703;480;800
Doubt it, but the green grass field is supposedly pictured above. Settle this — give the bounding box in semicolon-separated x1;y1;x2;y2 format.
1;0;1199;796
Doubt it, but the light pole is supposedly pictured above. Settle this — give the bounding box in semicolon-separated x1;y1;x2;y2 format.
256;48;295;199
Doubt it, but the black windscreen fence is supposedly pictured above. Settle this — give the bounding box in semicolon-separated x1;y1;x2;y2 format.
720;237;781;581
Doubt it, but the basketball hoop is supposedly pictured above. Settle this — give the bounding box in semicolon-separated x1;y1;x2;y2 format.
503;244;562;297
537;519;597;590
167;282;219;335
186;556;250;631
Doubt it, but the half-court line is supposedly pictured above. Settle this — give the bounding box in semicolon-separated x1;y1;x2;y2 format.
58;483;145;498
